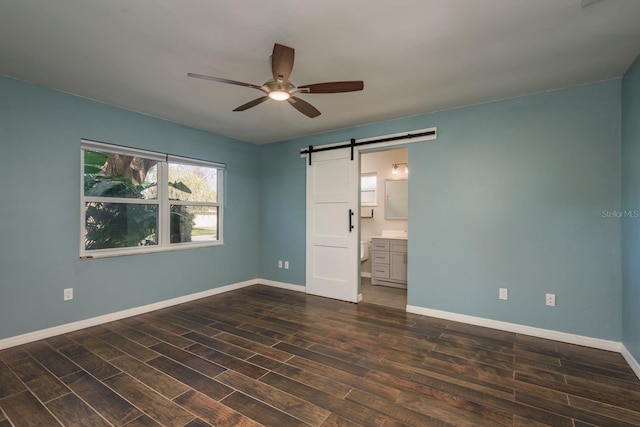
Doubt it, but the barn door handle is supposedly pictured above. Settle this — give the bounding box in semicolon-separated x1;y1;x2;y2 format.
348;209;355;232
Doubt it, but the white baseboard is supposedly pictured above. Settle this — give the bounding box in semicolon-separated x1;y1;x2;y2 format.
258;279;305;292
360;272;371;278
0;279;259;350
3;279;636;382
0;278;307;350
621;344;640;380
406;305;622;353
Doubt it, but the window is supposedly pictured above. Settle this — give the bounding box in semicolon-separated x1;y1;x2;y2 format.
360;172;377;206
81;140;224;257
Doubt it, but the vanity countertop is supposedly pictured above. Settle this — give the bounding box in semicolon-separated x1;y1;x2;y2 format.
371;235;407;240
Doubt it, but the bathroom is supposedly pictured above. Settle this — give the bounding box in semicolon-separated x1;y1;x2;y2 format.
360;147;408;309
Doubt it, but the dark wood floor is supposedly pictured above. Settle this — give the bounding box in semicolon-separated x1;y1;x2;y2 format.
1;285;640;426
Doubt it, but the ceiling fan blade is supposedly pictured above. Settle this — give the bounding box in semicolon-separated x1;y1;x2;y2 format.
288;96;321;118
272;43;295;83
233;96;269;111
298;81;364;93
187;73;263;90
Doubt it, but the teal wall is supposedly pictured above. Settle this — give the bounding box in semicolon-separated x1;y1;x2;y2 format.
0;76;260;340
408;82;620;340
260;80;623;340
258;139;307;283
622;55;640;361
0;72;628;344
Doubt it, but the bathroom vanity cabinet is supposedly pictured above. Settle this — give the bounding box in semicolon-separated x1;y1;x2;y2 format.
371;237;407;289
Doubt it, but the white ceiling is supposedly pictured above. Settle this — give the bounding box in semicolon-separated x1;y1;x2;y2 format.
1;0;640;144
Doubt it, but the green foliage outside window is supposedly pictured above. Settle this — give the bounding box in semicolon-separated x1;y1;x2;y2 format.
83;150;195;250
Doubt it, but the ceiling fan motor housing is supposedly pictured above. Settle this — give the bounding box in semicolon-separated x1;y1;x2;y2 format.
188;43;363;117
264;80;297;100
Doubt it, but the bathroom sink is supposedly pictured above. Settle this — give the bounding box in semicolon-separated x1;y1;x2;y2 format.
376;230;408;239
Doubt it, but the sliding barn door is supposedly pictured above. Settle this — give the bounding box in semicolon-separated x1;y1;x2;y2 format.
306;148;359;302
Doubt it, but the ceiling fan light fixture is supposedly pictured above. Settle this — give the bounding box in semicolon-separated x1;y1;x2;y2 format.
268;90;290;101
188;43;363;117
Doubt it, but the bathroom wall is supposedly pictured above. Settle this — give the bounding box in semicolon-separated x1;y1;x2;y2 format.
360;148;408;276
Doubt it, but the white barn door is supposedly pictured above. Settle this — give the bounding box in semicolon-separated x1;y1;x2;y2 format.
305;148;359;302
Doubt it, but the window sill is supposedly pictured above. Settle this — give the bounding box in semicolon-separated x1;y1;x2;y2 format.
79;241;224;259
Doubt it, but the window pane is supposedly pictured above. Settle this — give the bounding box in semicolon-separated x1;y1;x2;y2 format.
361;173;377;191
85;202;158;250
83;149;158;199
170;205;218;243
168;163;217;202
361;172;377;206
361;190;376;204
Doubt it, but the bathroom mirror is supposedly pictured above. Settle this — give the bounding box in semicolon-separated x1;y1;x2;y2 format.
385;179;408;219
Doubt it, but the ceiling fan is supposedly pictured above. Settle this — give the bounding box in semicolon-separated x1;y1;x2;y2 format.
188;43;364;118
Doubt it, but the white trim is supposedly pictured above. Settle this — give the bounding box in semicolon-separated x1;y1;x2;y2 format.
4;278;635;381
0;279;259;350
79;240;224;259
621;344;640;380
406;305;622;352
168;154;226;170
168;200;218;207
258;279;306;293
82;139;166;161
217;170;224;243
360;272;371;278
83;196;161;205
159;159;170;246
80;141;225;258
0;278;303;350
305;148;360;303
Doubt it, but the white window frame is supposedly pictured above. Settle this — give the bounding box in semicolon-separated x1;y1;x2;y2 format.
360;172;377;206
80;139;224;258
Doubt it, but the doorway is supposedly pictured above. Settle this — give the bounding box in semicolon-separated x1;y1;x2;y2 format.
303;127;435;306
359;148;408;310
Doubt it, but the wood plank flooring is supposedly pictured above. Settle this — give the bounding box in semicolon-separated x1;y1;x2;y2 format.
1;284;640;426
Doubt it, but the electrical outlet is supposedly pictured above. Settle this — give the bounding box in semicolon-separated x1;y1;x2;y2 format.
64;288;73;301
499;288;508;300
284;261;289;270
545;293;556;307
278;260;283;268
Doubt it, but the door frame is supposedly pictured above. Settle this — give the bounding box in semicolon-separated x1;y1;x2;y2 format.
302;127;437;303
